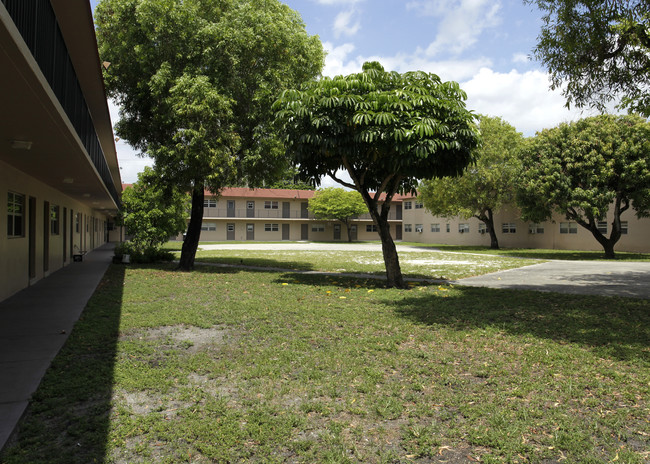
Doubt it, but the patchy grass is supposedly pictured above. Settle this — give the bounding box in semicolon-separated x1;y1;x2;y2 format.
2;262;649;464
188;249;541;280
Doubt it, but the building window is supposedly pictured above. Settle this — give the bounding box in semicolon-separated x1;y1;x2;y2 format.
446;223;450;233
312;224;325;232
264;201;279;209
203;199;217;208
529;223;544;234
431;223;440;233
366;224;378;232
247;201;255;210
502;223;517;234
404;224;412;232
201;222;216;231
415;224;423;232
415;201;424;209
75;213;81;233
597;221;608;234
404;201;412;210
50;205;60;235
7;192;24;237
265;223;279;232
458;223;470;234
227;224;235;232
478;223;487;234
560;222;578;234
621;221;628;235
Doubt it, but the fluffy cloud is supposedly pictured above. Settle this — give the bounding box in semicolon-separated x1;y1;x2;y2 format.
406;0;502;57
333;9;361;38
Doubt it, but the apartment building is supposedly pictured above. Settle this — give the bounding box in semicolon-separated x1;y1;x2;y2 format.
0;0;122;301
401;196;650;253
188;187;405;242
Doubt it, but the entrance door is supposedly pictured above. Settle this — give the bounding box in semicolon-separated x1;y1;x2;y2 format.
282;202;290;218
246;201;255;218
350;225;357;241
395;204;403;220
333;224;341;240
395;224;402;240
246;223;254;240
29;197;36;279
227;200;235;217
301;224;308;240
300;202;308;218
43;201;50;273
227;223;235;240
282;224;290;240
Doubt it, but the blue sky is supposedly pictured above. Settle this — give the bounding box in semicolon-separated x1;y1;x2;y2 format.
92;0;599;184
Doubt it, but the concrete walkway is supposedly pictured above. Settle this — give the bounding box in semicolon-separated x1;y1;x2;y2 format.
0;244;114;452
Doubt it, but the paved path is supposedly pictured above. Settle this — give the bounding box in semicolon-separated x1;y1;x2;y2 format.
455;260;650;299
199;242;433;252
0;244;114;452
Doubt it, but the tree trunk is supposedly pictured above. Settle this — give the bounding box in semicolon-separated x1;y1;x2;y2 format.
178;185;204;271
344;220;353;242
485;209;499;249
371;204;405;288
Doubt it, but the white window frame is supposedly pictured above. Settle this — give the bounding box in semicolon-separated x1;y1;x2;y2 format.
264;201;279;210
478;223;487;234
203;199;217;208
528;223;544;234
597;221;608;234
620;221;628;235
431;223;440;233
311;224;325;232
7;192;25;238
502;223;517;234
560;222;578;234
201;222;217;231
366;224;378;232
458;223;470;234
404;201;413;210
404;224;412;233
265;223;279;232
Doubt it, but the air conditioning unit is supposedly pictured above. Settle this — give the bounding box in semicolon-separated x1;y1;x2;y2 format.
415;227;423;233
529;230;536;234
459;230;464;234
479;230;485;234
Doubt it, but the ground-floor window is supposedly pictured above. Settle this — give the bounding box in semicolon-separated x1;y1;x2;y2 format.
458;223;470;233
265;223;279;232
559;222;578;234
404;224;412;232
7;191;25;237
528;223;544;234
431;223;440;233
311;224;325;232
621;221;628;235
478;223;487;234
201;222;217;231
502;223;516;234
415;224;423;232
446;223;450;233
597;221;608;234
366;224;377;232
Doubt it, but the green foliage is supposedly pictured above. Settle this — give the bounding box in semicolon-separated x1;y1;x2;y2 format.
517;114;650;257
274;61;479;286
308;188;366;241
120;167;188;251
419;115;523;225
114;241;175;264
526;0;650;116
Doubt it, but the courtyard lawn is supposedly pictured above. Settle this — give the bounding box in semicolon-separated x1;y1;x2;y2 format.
2;262;648;463
187;248;543;280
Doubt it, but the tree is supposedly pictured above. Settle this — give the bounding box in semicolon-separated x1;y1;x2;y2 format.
526;0;650;116
95;0;324;270
120;167;188;250
418;115;524;249
308;188;367;242
516;114;650;258
274;62;479;288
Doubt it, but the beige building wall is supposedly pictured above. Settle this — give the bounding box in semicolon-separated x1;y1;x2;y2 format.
1;160;114;301
402;197;650;253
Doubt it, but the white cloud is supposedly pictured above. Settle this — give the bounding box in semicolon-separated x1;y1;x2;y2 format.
407;0;502;57
107;99;153;184
314;0;363;4
461;68;601;136
333;9;361;38
512;53;530;64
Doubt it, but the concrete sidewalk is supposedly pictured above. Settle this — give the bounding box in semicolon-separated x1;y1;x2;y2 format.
0;243;114;452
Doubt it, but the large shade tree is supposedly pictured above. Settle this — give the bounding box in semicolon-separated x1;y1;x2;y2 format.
95;0;324;270
274;62;479;288
526;0;650;116
418;115;524;249
308;188;367;242
517;114;650;258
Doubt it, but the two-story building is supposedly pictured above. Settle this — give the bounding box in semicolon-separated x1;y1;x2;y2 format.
180;187;405;242
0;0;122;302
400;196;650;253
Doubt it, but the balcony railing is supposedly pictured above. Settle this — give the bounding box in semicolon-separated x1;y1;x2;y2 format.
2;0;120;208
202;208;400;221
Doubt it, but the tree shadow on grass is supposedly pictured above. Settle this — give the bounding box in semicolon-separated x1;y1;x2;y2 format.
391;285;650;364
1;264;125;464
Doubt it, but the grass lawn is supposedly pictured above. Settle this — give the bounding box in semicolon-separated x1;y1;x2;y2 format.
186;248;544;281
2;263;649;463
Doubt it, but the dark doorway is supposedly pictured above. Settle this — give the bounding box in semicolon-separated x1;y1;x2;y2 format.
282;224;290;240
301;224;308;240
246;223;254;240
29;197;36;279
333;224;341;240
